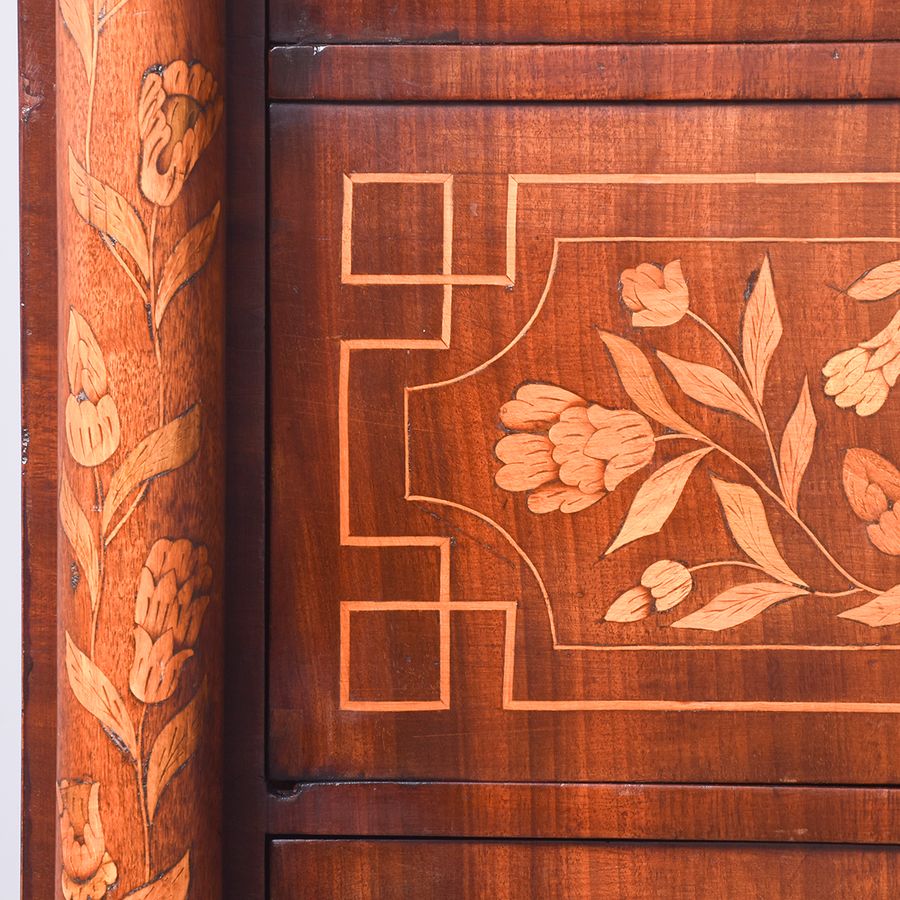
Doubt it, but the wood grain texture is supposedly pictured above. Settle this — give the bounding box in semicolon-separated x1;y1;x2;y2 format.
267;782;900;844
270;840;900;899
20;0;59;895
269;102;900;784
55;0;224;896
16;0;900;892
269;43;900;102
222;0;267;893
269;0;900;44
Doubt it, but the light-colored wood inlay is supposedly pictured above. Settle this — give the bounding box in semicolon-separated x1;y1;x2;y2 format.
338;171;900;713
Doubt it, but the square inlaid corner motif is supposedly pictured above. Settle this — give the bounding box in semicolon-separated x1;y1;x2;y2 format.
338;171;900;713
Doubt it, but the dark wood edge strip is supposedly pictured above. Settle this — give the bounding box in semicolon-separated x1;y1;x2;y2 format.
269;42;900;102
19;0;58;895
223;0;268;893
267;782;900;844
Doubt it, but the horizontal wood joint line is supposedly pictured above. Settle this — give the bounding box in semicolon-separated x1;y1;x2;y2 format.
264;782;900;843
269;42;900;102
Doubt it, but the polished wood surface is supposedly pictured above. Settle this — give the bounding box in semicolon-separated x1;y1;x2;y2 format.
54;0;225;896
20;0;58;895
267;782;900;844
222;0;268;893
270;43;900;102
270;840;900;899
269;102;900;785
269;0;900;44
20;0;900;895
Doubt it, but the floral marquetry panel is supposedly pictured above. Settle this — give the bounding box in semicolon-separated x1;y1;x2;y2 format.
55;0;224;897
269;103;900;786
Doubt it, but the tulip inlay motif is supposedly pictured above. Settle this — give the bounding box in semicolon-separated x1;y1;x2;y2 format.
495;253;900;632
57;0;221;894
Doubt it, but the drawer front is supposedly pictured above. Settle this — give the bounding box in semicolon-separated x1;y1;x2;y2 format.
270;840;900;899
268;101;900;784
269;1;899;43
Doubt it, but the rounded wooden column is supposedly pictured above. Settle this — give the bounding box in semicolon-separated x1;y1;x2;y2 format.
55;1;224;896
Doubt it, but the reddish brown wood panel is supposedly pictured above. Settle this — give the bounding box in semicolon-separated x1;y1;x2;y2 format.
19;0;57;895
269;0;900;44
269;43;900;102
270;840;900;899
269;102;900;785
267;782;900;845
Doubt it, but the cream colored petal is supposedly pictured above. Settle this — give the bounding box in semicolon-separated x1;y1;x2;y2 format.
134;566;156;626
604;586;652;622
143;570;178;638
65;309;81;392
95;395;120;458
822;346;866;381
527;482;601;514
162;59;190;95
66;396;111;467
630;302;686;328
495;434;556;491
145;538;171;578
178;593;210;647
854;378;891;416
860;309;900;350
140;117;181;206
585;407;653;458
834;369;883;409
548;407;593;458
186;61;211;100
869;508;900;555
662;259;687;292
499;383;583;430
583;408;654;490
879;352;900;388
556;454;605;493
164;538;195;584
641;559;693;610
137;71;166;141
866;330;900;372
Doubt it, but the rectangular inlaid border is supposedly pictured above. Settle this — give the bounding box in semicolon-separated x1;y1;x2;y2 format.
339;171;900;712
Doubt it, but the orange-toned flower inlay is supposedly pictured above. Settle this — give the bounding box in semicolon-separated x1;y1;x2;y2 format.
138;60;223;207
843;448;900;555
64;308;121;468
605;560;693;622
57;779;118;900
130;538;212;704
823;310;900;416
619;259;689;327
494;384;655;513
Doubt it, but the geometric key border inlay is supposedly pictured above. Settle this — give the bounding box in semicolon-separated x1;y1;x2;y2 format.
339;170;900;713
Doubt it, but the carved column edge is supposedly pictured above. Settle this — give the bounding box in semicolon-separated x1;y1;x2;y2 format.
56;0;224;896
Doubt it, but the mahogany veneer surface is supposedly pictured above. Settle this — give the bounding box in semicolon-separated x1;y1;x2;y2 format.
269;102;900;784
269;0;900;44
21;0;900;893
270;840;900;899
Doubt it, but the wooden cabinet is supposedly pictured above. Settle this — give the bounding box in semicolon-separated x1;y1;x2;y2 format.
20;0;900;896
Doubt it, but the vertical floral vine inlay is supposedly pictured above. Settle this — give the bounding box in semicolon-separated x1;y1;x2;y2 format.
57;0;222;895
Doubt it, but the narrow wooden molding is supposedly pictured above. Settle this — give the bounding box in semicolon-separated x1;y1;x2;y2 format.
271;0;900;44
20;0;59;895
55;1;224;896
269;42;900;102
267;782;900;844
